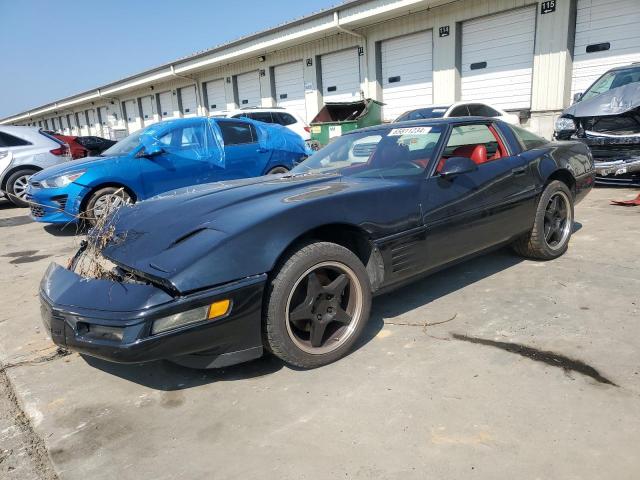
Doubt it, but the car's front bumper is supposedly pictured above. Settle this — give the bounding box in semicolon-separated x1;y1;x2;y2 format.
572;135;640;186
40;263;266;367
26;182;87;224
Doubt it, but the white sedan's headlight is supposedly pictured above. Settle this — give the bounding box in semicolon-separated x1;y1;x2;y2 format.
555;117;577;132
40;170;86;188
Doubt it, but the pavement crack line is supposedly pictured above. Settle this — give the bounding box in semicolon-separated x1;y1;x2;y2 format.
384;313;458;333
0;348;70;374
451;333;618;387
0;368;59;480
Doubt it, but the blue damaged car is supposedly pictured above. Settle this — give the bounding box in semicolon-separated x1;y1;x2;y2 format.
26;117;308;224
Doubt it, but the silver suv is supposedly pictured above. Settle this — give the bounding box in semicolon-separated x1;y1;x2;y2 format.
0;126;71;207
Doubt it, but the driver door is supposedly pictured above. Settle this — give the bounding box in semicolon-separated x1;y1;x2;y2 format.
140;119;222;197
420;123;529;269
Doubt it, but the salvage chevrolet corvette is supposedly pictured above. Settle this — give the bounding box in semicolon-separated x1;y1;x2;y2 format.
40;118;594;369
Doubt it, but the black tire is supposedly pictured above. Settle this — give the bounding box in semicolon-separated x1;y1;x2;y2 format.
512;180;574;260
6;169;38;207
266;166;289;175
83;187;132;226
264;241;372;368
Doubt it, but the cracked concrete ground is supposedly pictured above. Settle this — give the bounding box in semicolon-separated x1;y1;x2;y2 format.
0;187;639;479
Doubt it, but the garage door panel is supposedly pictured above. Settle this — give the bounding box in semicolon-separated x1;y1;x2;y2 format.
180;86;198;117
140;96;155;126
158;91;174;119
572;0;640;96
321;49;361;103
236;71;262;107
274;61;306;121
204;79;226;115
125;100;141;133
381;31;433;121
461;7;535;110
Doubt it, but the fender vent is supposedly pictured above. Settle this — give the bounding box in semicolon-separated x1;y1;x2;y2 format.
390;236;422;274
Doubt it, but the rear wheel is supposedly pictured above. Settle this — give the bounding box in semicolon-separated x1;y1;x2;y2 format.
512;180;574;260
264;241;372;368
83;187;132;225
6;169;37;207
266;166;289;175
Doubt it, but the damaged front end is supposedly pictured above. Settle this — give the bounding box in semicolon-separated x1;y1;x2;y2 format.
555;82;640;186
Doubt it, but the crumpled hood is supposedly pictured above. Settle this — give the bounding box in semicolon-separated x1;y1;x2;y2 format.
30;155;118;181
102;174;345;277
99;171;416;293
565;82;640;117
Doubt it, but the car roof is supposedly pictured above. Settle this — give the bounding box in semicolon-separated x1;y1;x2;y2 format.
606;63;640;73
353;116;508;134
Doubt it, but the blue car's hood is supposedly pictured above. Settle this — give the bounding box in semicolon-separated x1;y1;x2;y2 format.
30;155;124;181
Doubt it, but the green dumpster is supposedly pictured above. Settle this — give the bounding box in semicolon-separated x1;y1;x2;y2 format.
309;99;383;148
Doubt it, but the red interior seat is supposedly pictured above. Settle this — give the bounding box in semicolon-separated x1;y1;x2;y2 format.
452;145;488;164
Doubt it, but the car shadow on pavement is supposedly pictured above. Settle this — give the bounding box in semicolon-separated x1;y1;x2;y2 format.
82;247;525;391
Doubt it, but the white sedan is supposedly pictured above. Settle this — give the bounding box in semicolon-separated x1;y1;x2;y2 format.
394;102;520;125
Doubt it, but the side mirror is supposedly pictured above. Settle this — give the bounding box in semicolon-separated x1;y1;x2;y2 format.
573;92;583;104
439;156;478;178
138;135;164;158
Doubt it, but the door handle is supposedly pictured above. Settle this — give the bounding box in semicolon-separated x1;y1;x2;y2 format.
511;166;527;176
256;147;268;153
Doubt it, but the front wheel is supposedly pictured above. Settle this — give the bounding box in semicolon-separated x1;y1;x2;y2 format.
266;166;289;175
264;241;372;368
83;187;132;226
6;169;37;207
512;180;574;260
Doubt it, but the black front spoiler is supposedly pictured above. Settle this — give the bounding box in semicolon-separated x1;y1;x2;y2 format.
40;263;266;366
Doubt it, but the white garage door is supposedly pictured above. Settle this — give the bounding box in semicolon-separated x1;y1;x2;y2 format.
50;117;58;132
321;48;361;102
140;96;156;126
236;71;262;107
204;79;227;115
77;112;89;136
180;85;198;117
158;91;174;119
124;99;141;133
381;31;433;121
274;61;307;121
461;6;536;110
571;0;640;97
87;110;98;135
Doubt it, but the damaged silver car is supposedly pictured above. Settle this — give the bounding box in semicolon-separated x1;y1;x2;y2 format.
555;63;640;186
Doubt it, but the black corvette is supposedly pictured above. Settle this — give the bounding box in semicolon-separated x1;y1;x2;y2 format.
40;117;594;369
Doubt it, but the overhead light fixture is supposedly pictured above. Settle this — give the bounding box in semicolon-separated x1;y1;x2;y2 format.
258;55;266;62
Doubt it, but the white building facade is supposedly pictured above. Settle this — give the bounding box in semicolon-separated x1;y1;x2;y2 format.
2;0;639;139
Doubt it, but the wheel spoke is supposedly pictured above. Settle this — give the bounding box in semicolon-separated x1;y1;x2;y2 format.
309;321;327;347
306;272;323;298
289;299;314;322
545;224;556;242
324;274;349;297
333;307;352;325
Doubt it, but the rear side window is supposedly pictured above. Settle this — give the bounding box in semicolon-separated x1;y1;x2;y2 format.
0;131;31;147
273;112;297;126
218;121;256;145
248;112;274;123
467;104;500;117
511;125;547;150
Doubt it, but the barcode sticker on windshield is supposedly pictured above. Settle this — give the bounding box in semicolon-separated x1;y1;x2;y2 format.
388;127;432;136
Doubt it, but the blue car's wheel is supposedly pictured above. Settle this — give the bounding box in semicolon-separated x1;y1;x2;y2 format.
266;166;289;175
264;241;372;368
83;187;132;225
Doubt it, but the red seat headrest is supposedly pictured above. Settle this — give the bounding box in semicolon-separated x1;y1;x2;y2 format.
453;144;487;165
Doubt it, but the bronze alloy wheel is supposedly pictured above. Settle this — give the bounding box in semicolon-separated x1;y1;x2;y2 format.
285;261;364;355
543;190;572;250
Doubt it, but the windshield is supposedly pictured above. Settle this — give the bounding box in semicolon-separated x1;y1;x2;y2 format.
292;126;444;178
395;107;448;122
101;129;143;156
582;66;640;101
